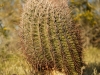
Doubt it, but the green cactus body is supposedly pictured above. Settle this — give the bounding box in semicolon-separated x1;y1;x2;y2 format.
20;0;82;75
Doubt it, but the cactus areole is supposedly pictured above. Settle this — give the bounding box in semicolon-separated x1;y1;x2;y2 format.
20;0;82;75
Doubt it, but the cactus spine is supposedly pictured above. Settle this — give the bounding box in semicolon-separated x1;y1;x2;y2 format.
20;0;82;75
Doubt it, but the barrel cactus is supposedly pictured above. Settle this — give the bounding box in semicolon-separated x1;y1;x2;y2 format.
20;0;82;75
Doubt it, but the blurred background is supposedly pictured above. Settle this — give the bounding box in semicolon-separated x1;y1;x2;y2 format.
0;0;100;75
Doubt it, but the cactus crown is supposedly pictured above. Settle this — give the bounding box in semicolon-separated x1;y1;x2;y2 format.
20;0;82;75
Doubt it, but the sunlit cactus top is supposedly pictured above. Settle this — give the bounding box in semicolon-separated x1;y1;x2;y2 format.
20;0;82;75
